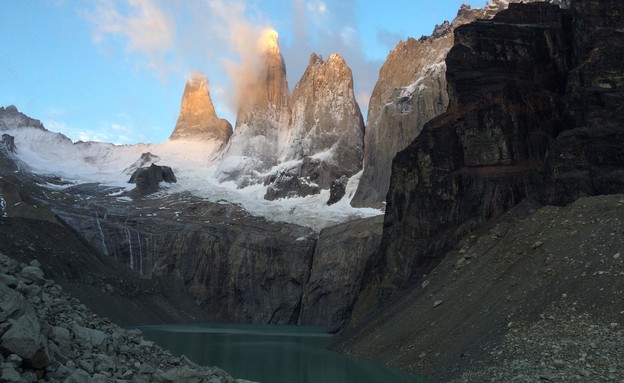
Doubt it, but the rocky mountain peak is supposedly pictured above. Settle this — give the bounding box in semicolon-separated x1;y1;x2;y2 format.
235;29;289;125
168;72;232;144
264;51;364;200
0;105;46;132
258;28;280;56
215;29;291;186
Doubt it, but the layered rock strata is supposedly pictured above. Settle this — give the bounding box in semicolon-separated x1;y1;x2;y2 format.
351;0;570;208
353;0;623;322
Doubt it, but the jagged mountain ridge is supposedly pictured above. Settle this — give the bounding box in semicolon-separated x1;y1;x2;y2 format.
214;32;365;198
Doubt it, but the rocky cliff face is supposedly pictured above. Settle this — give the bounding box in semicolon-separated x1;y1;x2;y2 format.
353;0;623;319
299;215;383;333
265;53;365;200
168;73;232;149
351;0;569;209
0;105;46;132
214;30;291;187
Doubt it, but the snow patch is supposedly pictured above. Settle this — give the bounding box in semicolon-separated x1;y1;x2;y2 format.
0;196;7;217
8;125;383;231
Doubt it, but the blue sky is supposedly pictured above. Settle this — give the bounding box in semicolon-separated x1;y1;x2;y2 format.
1;0;486;145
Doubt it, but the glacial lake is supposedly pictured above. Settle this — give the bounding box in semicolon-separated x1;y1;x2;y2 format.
137;323;430;383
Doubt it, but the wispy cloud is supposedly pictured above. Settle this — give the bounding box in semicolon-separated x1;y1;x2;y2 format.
86;0;176;77
84;0;384;120
45;119;142;145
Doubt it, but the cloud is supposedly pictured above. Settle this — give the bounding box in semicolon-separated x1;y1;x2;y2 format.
45;119;141;145
88;0;174;54
84;0;384;124
377;29;405;51
86;0;176;77
282;0;382;116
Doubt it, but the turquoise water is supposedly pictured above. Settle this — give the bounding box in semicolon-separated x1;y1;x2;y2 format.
137;323;430;383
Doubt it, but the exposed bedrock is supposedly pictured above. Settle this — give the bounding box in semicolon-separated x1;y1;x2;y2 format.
353;0;624;319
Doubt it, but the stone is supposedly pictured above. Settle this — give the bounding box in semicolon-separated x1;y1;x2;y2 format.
327;176;349;206
139;362;155;375
20;266;45;284
155;365;203;383
93;353;115;372
553;359;565;369
0;282;29;319
0;364;22;383
71;324;107;348
51;326;72;349
63;368;92;383
0;314;49;369
0;274;18;288
105;284;114;294
5;353;22;367
264;172;321;201
129;164;177;196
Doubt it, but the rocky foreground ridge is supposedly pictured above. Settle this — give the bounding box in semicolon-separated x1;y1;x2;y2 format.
0;252;248;383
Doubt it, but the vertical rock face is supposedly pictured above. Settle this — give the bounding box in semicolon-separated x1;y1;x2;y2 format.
264;53;365;200
299;216;383;333
215;29;291;186
351;0;569;209
354;0;623;319
168;73;232;147
285;53;364;176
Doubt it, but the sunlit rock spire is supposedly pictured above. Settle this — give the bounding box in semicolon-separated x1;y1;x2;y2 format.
169;72;232;145
215;28;291;186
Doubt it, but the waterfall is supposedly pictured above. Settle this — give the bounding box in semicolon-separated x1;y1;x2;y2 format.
136;231;143;276
125;226;134;270
94;213;109;256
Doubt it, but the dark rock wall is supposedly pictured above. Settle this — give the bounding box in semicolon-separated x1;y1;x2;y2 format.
354;0;624;317
56;196;381;329
299;216;383;333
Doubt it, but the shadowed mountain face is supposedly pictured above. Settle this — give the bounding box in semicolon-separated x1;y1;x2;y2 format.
169;73;232;146
351;0;624;329
351;0;571;209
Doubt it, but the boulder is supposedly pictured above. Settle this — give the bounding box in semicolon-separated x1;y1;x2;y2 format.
327;176;349;206
128;164;177;196
71;324;107;348
0;314;49;369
